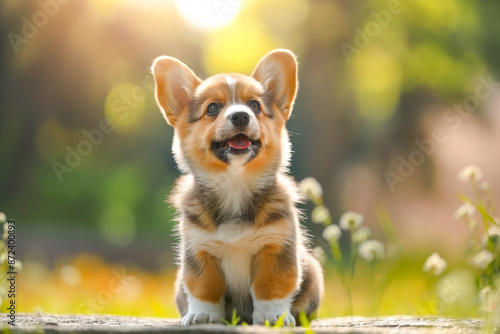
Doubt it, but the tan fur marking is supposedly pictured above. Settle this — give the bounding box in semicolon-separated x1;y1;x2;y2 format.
185;210;217;232
245;106;286;175
252;244;298;300
184;251;225;303
152;57;201;126
177;110;228;174
253;201;287;228
251;49;298;119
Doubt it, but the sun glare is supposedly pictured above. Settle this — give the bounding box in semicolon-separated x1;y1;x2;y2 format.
175;0;244;30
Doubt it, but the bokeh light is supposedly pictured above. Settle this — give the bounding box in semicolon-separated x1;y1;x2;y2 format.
203;19;277;74
175;0;244;30
104;83;146;133
60;265;83;286
351;47;402;122
2;0;500;321
99;202;136;247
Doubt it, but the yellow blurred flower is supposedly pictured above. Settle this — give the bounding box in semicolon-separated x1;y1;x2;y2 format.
299;177;323;200
339;211;364;231
453;203;475;220
312;206;330;224
312;246;326;264
322;225;342;244
458;165;483;183
352;227;371;244
469;250;493;270
359;240;384;262
423;252;447;276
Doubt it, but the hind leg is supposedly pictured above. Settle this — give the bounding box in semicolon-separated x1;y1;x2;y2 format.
292;253;324;325
175;269;188;317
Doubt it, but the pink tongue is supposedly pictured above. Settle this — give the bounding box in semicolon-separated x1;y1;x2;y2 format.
228;136;251;150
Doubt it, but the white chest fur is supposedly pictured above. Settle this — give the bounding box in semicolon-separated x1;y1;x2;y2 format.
193;156;273;216
183;223;288;292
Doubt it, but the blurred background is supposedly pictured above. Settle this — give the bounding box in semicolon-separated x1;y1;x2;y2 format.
1;0;500;318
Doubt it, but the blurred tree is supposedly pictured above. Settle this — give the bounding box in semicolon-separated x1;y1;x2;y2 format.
1;0;500;265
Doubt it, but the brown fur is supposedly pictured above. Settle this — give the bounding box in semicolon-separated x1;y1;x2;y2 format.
184;251;225;303
252;242;298;300
152;49;324;326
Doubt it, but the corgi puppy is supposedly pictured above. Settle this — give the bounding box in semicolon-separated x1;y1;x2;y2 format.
152;49;323;326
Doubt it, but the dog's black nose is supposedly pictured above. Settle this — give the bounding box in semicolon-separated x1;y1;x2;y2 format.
230;112;250;127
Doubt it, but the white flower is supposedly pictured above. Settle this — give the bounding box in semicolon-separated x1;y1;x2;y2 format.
479;286;500;313
358;240;384;262
481;182;491;192
458;165;483;183
466;219;477;231
312;206;330;224
299;177;323;200
453;203;476;220
486;226;500;245
352;227;371;243
2;224;8;241
312;246;326;264
469;250;494;270
0;212;6;224
339;211;364;230
322;225;342;243
423;252;447;276
480;286;492;302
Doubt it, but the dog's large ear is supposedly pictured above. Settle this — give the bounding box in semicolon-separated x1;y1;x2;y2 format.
252;49;298;120
152;56;202;126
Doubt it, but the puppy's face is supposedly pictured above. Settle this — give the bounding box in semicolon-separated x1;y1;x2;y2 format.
152;50;298;176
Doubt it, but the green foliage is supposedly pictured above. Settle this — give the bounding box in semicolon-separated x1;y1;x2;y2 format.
302;165;500;320
298;312;315;334
2;0;500;322
222;309;241;327
273;312;288;328
301;178;390;315
263;312;293;328
2;0;500;247
453;166;500;321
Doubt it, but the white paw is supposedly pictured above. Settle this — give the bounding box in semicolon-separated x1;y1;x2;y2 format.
181;311;223;326
252;310;296;326
250;289;296;327
182;289;225;326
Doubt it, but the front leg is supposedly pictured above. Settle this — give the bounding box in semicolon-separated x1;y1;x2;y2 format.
182;250;225;326
251;243;299;326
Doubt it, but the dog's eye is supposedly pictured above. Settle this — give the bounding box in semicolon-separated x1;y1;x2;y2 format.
249;100;261;113
206;103;220;116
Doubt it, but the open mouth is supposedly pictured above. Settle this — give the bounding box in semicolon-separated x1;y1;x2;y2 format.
211;133;261;163
228;133;252;150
